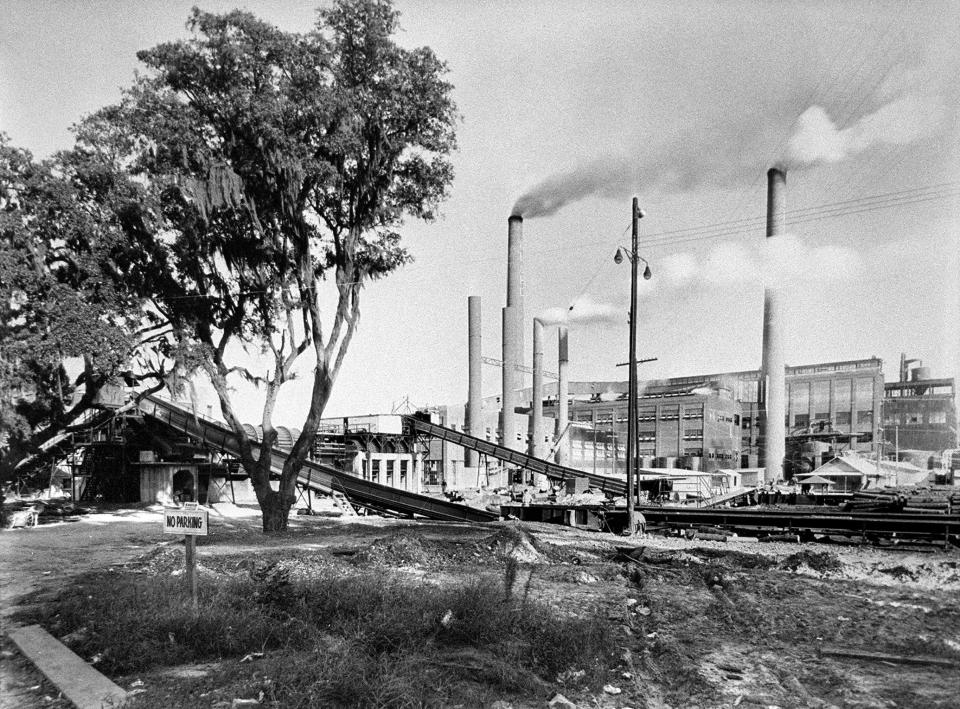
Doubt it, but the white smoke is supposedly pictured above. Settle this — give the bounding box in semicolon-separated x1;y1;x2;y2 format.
656;234;862;289
786;92;944;166
536;294;624;327
510;124;763;219
512;65;947;219
598;387;621;402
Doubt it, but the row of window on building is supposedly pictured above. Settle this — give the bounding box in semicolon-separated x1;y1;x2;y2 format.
360;457;411;486
883;411;949;425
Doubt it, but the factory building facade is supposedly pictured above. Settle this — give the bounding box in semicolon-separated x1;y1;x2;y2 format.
478;355;952;482
883;377;957;457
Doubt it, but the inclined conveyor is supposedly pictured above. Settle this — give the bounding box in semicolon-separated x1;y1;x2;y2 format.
139;396;496;523
400;415;627;495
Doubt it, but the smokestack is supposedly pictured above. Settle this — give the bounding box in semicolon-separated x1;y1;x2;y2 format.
466;296;482;467
531;319;544;459
506;216;525;395
555;326;570;465
502;306;522;452
507;216;523;312
761;167;786;484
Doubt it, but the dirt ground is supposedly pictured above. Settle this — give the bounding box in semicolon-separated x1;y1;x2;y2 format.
2;503;960;708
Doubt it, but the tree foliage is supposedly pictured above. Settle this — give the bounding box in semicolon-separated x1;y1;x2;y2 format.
0;134;164;479
76;0;457;529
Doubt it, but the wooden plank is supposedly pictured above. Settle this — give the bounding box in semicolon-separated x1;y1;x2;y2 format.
820;646;959;668
8;624;128;709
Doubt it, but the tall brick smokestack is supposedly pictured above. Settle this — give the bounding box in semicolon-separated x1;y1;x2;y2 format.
555;326;570;465
507;216;524;317
502;216;525;456
531;319;544;459
466;296;482;467
502;306;521;452
505;216;524;393
761;167;787;484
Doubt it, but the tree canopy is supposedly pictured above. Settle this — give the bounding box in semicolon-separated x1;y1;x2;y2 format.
68;0;458;529
0;134;165;480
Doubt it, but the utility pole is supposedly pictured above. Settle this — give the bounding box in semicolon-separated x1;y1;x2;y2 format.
615;198;652;534
626;197;641;535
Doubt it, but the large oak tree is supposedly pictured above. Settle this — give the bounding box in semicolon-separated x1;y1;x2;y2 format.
80;0;457;530
0;135;168;482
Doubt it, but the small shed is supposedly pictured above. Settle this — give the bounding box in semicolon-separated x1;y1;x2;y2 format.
808;452;929;492
795;474;836;492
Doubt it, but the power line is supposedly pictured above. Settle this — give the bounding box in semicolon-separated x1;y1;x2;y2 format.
638;182;960;240
523;183;959;260
117;182;959;302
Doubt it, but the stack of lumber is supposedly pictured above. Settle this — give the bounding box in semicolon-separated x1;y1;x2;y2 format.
843;486;958;514
683;525;730;542
843;491;898;513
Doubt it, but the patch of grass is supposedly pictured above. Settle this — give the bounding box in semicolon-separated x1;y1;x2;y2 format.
18;573;292;674
18;563;618;704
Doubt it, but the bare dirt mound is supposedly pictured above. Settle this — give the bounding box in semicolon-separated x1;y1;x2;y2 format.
482;524;544;564
352;530;450;567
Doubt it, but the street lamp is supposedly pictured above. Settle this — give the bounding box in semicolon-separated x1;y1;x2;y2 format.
614;197;652;534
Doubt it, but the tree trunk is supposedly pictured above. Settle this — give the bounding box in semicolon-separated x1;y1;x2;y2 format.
258;488;293;533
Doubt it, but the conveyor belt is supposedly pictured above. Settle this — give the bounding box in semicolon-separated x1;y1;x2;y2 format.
401;415;627;495
139;396;496;523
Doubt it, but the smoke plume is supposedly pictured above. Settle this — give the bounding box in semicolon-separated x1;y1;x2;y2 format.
536;294;623;327
510;123;764;219
656;234;861;289
786;92;944;166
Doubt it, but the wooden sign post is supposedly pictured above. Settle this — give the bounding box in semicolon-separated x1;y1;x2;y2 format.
163;502;208;610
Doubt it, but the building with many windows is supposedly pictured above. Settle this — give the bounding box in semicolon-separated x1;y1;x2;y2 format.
882;357;957;457
509;357;890;479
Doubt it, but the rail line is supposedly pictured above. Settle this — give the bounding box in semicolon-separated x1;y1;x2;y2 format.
500;503;960;545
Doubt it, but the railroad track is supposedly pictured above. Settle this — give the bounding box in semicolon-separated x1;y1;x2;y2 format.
637;505;960;546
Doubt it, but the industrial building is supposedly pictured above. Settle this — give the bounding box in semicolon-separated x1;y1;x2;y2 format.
435;354;953;487
883;354;958;459
451;167;956;490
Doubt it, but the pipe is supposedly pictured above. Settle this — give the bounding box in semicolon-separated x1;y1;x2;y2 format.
761;167;786;485
531;319;544;460
466;296;482;467
502;306;521;452
555;325;570;465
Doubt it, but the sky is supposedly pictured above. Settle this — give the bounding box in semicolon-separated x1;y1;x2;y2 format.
2;0;958;425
